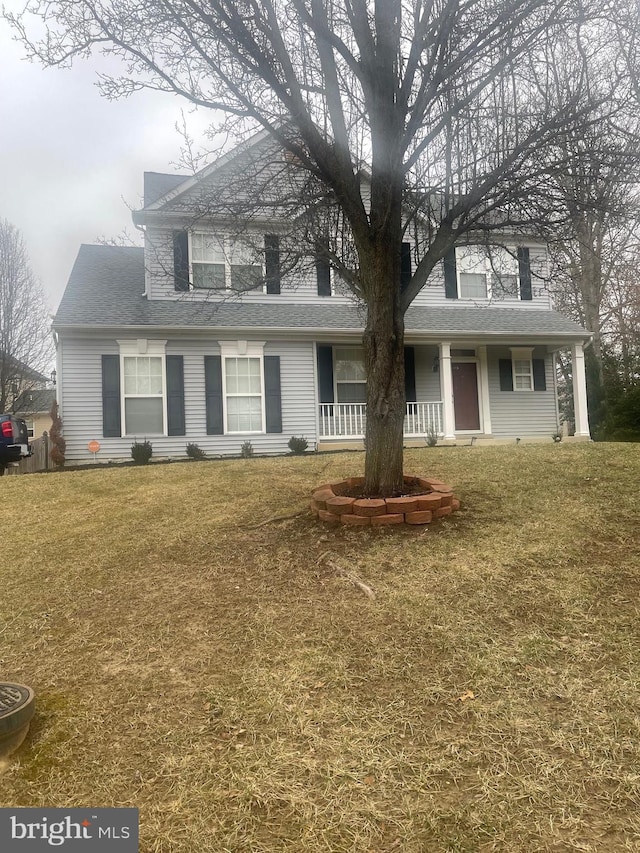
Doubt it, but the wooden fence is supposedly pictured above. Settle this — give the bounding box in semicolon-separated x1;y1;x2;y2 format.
6;433;54;475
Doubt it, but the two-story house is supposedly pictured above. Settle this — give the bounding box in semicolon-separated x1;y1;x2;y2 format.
52;131;591;463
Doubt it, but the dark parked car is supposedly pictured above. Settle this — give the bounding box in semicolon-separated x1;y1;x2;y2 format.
0;415;31;474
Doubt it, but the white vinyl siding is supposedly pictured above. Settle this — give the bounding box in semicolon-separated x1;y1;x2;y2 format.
413;345;444;402
145;225;553;308
488;347;558;436
58;336;317;461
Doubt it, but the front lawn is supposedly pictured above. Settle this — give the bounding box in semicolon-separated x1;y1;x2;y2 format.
1;444;639;852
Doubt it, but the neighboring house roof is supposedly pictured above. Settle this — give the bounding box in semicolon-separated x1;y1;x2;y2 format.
13;388;56;414
0;353;49;385
54;244;590;342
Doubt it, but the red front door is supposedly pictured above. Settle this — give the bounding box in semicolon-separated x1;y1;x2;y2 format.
452;362;480;431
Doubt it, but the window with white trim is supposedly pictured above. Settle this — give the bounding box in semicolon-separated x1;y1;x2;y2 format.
334;347;367;403
456;246;522;299
489;247;519;298
220;341;266;433
191;233;226;289
457;246;488;299
119;340;167;435
510;347;534;391
190;232;263;292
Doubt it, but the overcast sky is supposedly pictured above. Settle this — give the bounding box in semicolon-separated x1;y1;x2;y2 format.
0;14;213;314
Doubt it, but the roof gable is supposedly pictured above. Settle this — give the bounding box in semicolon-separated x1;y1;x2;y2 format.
143;172;190;207
136;127;295;217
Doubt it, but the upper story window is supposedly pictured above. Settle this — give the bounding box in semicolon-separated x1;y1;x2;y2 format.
457;247;489;299
173;231;280;294
191;233;226;289
190;232;263;292
444;245;533;301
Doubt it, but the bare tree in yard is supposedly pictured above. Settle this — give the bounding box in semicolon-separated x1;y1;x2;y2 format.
9;0;626;493
540;23;640;432
0;219;53;413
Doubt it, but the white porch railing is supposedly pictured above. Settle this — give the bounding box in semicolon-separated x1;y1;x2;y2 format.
404;401;444;437
319;402;444;439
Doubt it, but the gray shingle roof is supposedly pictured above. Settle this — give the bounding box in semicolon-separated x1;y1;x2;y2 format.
143;172;191;207
13;388;56;414
54;244;590;341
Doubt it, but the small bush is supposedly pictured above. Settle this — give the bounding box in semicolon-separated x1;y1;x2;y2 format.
240;441;254;458
425;426;438;447
288;435;309;455
186;443;207;460
49;400;66;467
131;440;153;464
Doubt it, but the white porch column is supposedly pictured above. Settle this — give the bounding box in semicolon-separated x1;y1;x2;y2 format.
572;342;591;437
477;345;492;435
439;342;456;440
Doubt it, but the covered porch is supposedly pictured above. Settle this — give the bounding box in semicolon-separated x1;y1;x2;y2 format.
315;340;591;444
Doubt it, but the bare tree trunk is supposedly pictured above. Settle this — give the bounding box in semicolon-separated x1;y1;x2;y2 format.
362;244;406;496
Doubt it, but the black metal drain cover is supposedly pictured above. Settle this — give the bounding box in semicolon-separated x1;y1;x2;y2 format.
0;683;36;736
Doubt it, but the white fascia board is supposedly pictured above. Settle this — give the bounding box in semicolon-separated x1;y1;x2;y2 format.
132;209;287;229
53;322;590;349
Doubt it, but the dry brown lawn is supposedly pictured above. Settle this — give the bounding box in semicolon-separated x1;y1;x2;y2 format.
1;443;640;852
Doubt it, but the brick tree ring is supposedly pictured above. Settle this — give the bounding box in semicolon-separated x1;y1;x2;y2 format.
310;475;461;527
0;683;36;758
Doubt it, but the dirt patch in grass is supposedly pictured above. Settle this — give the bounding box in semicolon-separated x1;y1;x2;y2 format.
1;446;640;851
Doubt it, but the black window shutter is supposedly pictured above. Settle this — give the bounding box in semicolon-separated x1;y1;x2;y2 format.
518;247;532;301
316;244;331;296
499;359;514;392
401;242;412;292
173;231;190;292
264;355;282;433
532;358;547;391
102;355;121;437
204;356;224;435
444;248;458;299
166;355;185;435
404;347;417;402
317;345;334;403
265;235;281;294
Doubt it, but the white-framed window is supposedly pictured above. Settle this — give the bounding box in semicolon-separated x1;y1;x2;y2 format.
25;420;34;439
220;341;266;433
334;347;367;403
510;347;534;391
456;246;521;300
190;232;226;289
457;246;489;299
489;247;519;298
118;340;167;435
189;232;263;292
